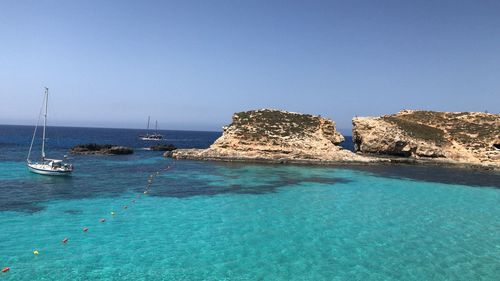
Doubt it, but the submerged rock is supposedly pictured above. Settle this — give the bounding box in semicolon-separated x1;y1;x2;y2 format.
70;144;133;155
166;109;369;163
352;110;500;165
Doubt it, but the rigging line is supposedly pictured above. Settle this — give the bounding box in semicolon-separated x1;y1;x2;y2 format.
27;93;47;162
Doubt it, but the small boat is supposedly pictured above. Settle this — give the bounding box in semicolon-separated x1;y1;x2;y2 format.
139;116;164;140
27;87;73;176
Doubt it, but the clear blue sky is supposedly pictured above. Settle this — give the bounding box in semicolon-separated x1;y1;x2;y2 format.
1;0;499;132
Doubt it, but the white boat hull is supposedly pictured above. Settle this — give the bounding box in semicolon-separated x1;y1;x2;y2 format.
27;163;72;176
140;137;164;141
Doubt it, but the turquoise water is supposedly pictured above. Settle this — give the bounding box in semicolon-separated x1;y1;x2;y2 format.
1;160;499;280
1;125;499;280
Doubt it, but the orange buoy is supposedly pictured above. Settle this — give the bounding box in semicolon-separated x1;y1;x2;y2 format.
62;238;69;244
2;267;9;273
83;227;89;232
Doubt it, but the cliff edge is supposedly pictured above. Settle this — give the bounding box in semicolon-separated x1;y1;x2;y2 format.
170;109;366;163
352;110;500;165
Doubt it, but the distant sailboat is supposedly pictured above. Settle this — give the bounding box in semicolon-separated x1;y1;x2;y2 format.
27;87;73;176
140;116;164;140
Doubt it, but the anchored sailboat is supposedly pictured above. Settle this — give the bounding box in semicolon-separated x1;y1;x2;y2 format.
139;116;164;140
27;87;73;176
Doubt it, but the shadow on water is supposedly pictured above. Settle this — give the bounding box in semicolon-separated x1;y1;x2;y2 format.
0;159;354;213
340;163;500;189
198;161;500;189
153;164;352;198
2;157;499;214
150;160;354;198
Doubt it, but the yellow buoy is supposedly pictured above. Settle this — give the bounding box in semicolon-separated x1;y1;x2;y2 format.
33;250;39;255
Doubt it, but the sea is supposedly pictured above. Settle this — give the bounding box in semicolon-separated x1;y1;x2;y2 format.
0;124;499;281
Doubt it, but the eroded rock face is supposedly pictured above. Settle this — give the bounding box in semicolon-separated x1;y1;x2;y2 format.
353;110;500;165
171;109;365;162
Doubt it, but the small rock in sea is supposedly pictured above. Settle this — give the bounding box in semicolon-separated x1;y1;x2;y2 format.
69;144;133;155
150;144;177;151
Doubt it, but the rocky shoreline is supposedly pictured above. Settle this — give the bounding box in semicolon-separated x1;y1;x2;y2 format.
168;148;500;171
164;109;500;171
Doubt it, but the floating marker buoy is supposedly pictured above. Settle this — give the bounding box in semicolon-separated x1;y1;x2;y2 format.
111;211;115;216
83;227;89;232
123;205;128;209
62;238;69;244
2;267;9;273
100;219;106;223
33;250;39;255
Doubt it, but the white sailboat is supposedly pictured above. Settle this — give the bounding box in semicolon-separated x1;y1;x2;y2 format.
139;116;164;140
27;87;73;176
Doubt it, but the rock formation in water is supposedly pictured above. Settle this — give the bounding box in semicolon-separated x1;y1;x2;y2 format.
70;144;134;155
168;109;367;163
150;144;177;151
352;110;500;165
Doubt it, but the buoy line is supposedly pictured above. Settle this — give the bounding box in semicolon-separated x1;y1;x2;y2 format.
2;160;176;274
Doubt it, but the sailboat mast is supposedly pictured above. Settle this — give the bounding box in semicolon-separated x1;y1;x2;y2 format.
155;120;158;134
41;87;48;160
147;116;150;134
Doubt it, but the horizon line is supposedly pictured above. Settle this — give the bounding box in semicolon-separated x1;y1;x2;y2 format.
0;123;221;133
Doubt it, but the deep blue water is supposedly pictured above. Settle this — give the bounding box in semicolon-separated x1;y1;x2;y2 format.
0;125;499;280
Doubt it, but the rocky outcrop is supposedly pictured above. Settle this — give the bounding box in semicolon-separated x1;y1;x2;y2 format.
168;109;369;163
150;144;177;151
70;144;133;155
353;110;500;165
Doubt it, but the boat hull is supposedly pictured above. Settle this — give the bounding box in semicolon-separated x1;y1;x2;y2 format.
28;165;72;176
140;137;163;141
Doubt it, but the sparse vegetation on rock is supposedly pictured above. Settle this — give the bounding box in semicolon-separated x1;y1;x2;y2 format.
168;109;363;162
353;110;500;164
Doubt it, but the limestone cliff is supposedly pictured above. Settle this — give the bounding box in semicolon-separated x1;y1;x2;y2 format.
352;110;500;165
171;109;366;163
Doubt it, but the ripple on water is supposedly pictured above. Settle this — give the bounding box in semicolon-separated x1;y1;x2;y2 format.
0;162;499;280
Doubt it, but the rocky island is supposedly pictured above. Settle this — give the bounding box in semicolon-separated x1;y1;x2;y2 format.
167;109;369;164
166;108;499;170
353;110;500;167
70;144;134;155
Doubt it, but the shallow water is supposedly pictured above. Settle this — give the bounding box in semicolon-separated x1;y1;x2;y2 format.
0;125;499;280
